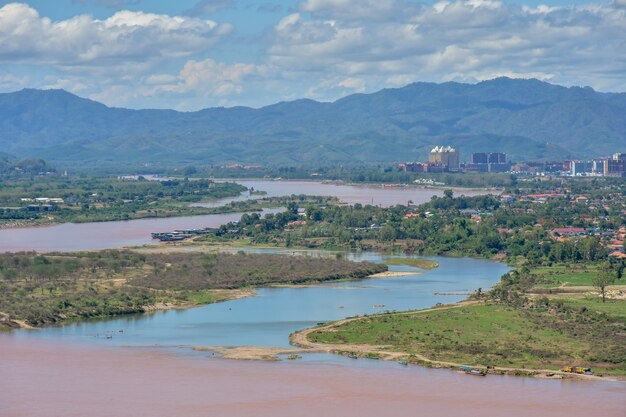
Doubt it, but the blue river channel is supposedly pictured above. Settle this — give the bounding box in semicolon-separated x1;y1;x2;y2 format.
12;252;510;351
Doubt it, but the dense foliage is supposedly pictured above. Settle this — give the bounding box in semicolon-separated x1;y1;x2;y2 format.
0;250;385;327
205;177;625;268
0;176;246;224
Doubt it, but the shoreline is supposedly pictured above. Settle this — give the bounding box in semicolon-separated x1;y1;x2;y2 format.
0;288;257;331
289;302;624;382
1;264;400;331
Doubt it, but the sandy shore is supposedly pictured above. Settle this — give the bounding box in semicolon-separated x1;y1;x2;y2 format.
192;345;313;361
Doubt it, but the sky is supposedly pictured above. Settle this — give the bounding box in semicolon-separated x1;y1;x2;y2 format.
0;0;624;110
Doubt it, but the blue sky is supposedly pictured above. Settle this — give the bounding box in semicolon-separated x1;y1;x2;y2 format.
0;0;624;110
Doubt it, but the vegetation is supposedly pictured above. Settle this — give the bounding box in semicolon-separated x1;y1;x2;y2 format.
0;175;248;225
208;165;516;187
309;260;626;374
309;302;626;375
199;177;624;266
302;176;626;375
3;79;625;166
384;258;439;270
0;250;385;328
0;157;54;177
593;266;617;303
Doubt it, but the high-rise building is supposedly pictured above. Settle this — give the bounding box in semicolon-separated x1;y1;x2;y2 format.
571;161;593;176
592;159;605;174
469;152;508;172
488;153;507;164
429;146;459;169
604;153;626;176
471;152;488;164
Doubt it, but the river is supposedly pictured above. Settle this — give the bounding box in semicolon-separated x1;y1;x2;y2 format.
9;253;510;349
195;179;492;208
1;180;624;417
0;180;491;253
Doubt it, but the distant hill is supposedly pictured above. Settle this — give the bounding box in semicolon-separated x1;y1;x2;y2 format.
1;78;624;166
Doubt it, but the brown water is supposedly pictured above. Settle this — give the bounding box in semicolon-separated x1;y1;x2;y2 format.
0;180;493;253
0;209;281;253
1;337;624;417
197;180;492;208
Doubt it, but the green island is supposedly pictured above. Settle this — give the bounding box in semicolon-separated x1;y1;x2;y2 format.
0;170;339;227
0;173;247;226
0;250;386;328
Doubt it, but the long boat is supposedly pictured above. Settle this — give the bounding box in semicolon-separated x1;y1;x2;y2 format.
460;365;486;376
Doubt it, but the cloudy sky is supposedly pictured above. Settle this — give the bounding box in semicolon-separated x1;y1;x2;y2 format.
0;0;624;110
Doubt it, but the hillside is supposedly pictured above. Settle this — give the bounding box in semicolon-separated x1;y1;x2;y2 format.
1;78;624;165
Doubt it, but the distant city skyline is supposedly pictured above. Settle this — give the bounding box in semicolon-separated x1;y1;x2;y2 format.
1;0;624;110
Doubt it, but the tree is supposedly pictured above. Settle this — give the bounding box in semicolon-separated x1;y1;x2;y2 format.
443;189;454;199
379;224;396;242
592;265;616;303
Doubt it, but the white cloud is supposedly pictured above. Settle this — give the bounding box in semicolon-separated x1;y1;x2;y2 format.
266;0;626;94
159;58;264;97
0;73;29;91
0;3;231;66
337;77;365;91
1;0;625;110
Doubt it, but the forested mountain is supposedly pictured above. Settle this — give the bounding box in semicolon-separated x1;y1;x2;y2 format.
1;77;624;165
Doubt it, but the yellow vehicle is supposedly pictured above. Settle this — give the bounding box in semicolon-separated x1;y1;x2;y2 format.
560;366;592;375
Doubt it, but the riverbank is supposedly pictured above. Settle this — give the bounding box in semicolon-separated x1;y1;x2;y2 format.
290;261;626;379
291;301;625;381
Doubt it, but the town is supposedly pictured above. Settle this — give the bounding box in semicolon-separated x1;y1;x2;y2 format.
400;145;626;177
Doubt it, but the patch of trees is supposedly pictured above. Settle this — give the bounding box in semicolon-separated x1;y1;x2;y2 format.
0;250;385;327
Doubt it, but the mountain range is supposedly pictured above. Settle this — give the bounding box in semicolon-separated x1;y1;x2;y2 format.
1;77;624;166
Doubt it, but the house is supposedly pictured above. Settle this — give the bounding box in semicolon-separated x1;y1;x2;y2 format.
551;227;586;237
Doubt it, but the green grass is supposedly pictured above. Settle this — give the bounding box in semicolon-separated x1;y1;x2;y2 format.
556;297;626;323
533;265;601;287
385;257;439;270
309;303;626;374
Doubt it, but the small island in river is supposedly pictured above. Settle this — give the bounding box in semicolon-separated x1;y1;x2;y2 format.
0;250;386;329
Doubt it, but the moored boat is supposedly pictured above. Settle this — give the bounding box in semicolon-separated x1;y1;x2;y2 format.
460;365;486;376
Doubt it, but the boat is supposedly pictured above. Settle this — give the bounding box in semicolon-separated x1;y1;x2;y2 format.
460;365;486;376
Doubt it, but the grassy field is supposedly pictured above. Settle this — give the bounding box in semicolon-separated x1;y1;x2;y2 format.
308;302;626;375
384;257;439;270
555;296;626;323
532;265;600;287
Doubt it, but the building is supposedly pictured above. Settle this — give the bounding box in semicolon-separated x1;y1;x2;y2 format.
488;153;507;164
604;153;626;177
429;146;459;169
570;160;593;176
592;159;605;175
468;152;509;172
471;152;488;164
399;162;426;173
